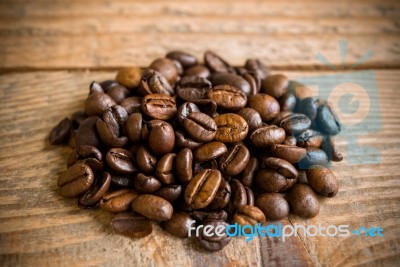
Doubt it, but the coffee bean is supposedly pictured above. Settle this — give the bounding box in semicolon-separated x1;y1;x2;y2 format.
184;169;222;209
156;153;176;184
218;143;250;176
177;102;200;125
193;159;218;175
315;104;341;135
100;189;138;213
176;148;193;184
241;73;258;95
245;59;269;80
261;74;288;99
166;51;198;68
295;97;320;121
133;173;161;193
256;193;289;220
111;212;152;238
140;69;174;95
149;58;179;85
136;146;157;173
49;118;72;145
283;136;297;146
210;72;251;95
245;187;254;206
321;136;343;162
270;144;307;163
298;147;328;169
116;67;143;89
67;145;103;172
96;119;128;148
232;205;266;229
236;108;263;131
306;166;339;197
58;163;95;198
131;194;173;221
176;76;211;102
79;172;112;207
194;142;227;162
193;99;218;118
184;64;210;78
207;180;231;210
71;110;87;129
279;93;297;112
296;129;324;148
148;121;175;155
208;85;247;111
111;173;134;188
213;113;248;143
255;169;298;193
154;185;182;203
250;125;286;147
89;81;104;94
248;93;280;121
162;212;193;238
142;94;177;120
84;93;116;116
239;157;260;187
125;113;143;143
263;157;298;179
175;130;203;149
99;80;118;91
204;51;235;73
196;220;232;251
107;84;129;104
228;179;247;213
288;184;320;218
279;113;311;135
76;117;101;147
106;148;137;174
183;112;217;142
120;96;142;114
271;111;292;126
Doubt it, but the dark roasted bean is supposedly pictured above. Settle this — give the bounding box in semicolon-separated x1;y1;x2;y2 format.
58;164;94;198
256;193;289;220
213;113;248;143
218;143;250;176
111;212;152;238
131;194;173;221
49;118;72;145
288;184;320;218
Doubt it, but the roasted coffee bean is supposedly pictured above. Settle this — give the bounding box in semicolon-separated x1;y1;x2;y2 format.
208;85;247;110
261;74;288;99
298;147;328;169
295;97;320;121
306;166;339;197
68;130;77;148
270;144;307;163
232;205;266;229
177;102;200;125
245;59;269;80
142;94;177;120
213;113;248;143
154;185;182;203
204;51;235;73
228;179;247;212
107;105;129;126
207;180;231;210
176;76;211;102
256;169;297;193
106;148;137;174
120;96;142;114
96;119;128;148
76;117;101;147
240;157;260;187
219;143;250;176
49;118;72;145
194;142;227;162
71;110;87;129
196;220;232;251
131;194;173;221
100;189;138;213
184;169;222;209
193;159;218;175
236;108;263;131
241;72;258;95
162;212;193;238
321;136;343;162
183;112;217;142
58;163;95;198
279;113;311;135
79;172;112;206
193;99;218;118
67;145;103;171
99;80;118;91
116;67;143;89
149;58;179;85
125;113;143;143
156;153;176;184
166;51;197;68
190;210;228;222
136;146;157;173
271;111;292;126
288;184;320;218
315;104;341;135
245;187;254;206
184;64;210;78
84;93;116;116
134;173;162;193
111;173;134;188
250;125;286;147
296;129;324;148
256;193;289;220
210;72;251;96
141;119;164;142
176;148;193;184
148;121;175;155
279;93;296;112
107;84;129;104
89;81;104;94
283;136;297;146
175;130;203;149
248;94;280;121
111;212;152;238
263;157;298;179
140;69;174;95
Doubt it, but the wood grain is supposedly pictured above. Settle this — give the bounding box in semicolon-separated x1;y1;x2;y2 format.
0;70;399;266
0;0;399;70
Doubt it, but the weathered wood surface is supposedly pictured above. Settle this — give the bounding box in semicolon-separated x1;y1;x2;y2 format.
0;0;399;70
0;70;399;266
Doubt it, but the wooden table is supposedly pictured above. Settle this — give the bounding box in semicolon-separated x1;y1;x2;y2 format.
1;1;399;266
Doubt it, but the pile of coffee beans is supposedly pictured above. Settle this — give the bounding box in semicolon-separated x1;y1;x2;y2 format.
50;51;342;251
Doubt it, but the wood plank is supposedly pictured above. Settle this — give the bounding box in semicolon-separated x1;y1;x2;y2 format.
0;70;399;266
